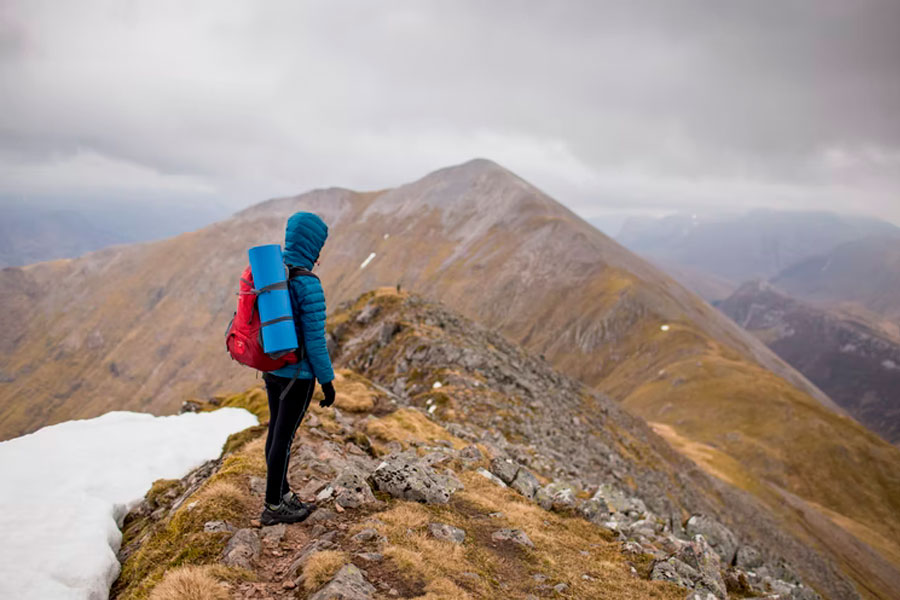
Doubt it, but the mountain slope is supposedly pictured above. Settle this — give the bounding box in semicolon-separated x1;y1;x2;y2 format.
617;210;899;295
115;290;844;600
771;236;900;323
718;281;900;445
3;159;899;598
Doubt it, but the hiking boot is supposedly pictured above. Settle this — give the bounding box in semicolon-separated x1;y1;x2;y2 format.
260;501;311;526
283;491;317;513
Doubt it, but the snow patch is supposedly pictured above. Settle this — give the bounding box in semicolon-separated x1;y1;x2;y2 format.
383;233;390;240
660;324;670;332
428;405;437;415
432;381;443;389
360;252;376;269
0;408;257;600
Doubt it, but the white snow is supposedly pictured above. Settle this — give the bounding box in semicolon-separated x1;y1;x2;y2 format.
432;381;442;389
660;324;670;332
359;252;376;269
383;233;390;240
427;405;437;415
0;408;257;600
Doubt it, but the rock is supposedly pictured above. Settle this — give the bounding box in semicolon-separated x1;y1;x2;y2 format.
333;468;376;508
650;557;699;588
458;444;483;462
356;303;380;325
249;476;266;497
180;400;201;413
308;564;376;600
307;508;338;523
260;523;286;544
370;456;461;503
535;482;577;512
510;468;540;499
491;528;534;549
352;528;385;544
490;457;519;484
299;478;328;500
685;593;717;600
686;515;739;566
476;467;507;487
355;552;383;562
677;535;728;599
735;544;764;570
592;483;646;517
221;528;260;569
553;582;569;594
428;522;466;544
203;520;234;534
578;498;610;524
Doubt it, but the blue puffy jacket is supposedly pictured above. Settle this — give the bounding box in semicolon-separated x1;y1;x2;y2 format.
269;212;335;384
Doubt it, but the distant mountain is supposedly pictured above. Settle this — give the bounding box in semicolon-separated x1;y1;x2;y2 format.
719;280;900;445
2;159;899;598
0;207;126;267
772;235;900;322
0;202;229;267
617;210;900;299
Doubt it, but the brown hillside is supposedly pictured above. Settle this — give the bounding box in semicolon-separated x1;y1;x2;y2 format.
2;159;899;598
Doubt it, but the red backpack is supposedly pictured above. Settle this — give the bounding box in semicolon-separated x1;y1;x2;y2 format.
225;265;318;371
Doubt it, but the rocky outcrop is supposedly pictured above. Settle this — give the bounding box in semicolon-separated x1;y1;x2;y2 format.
369;453;463;504
308;564;376;600
329;292;849;599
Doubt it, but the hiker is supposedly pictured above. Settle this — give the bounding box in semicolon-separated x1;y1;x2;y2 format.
260;211;336;526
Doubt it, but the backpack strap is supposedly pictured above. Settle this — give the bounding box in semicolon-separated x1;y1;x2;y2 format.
287;265;320;281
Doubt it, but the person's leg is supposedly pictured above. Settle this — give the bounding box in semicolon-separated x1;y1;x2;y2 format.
264;378;314;506
263;374;285;466
279;379;316;498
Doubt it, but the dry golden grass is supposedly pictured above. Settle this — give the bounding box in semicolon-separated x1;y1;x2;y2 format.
148;566;229;600
331;369;376;412
302;550;349;592
114;425;265;600
412;577;473;600
363;407;467;450
365;468;682;600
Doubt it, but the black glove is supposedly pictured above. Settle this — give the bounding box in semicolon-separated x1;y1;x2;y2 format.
319;381;336;407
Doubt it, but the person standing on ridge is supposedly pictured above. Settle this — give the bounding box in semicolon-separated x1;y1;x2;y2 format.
260;211;336;526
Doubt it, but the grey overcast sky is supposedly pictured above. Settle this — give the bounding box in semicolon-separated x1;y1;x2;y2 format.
2;0;899;224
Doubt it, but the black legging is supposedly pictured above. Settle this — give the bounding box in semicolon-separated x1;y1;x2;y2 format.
262;373;315;505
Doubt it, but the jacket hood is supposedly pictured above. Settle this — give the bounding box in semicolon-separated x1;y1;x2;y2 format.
283;212;328;270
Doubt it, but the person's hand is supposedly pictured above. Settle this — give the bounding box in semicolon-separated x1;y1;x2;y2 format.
319;381;336;407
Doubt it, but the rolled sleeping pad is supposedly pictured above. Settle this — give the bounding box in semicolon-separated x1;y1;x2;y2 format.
248;244;299;355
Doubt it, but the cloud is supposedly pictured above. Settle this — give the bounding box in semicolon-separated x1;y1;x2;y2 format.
1;0;898;223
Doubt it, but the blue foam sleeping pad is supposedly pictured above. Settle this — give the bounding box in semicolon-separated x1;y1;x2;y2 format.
248;244;299;354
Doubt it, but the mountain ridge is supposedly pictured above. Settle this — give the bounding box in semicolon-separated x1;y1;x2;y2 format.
2;159;898;598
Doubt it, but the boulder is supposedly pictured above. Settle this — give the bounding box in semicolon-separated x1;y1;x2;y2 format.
333;467;377;508
308;564;376;600
510;468;540;499
578;498;610;524
650;558;697;588
458;444;483;462
476;467;507;488
370;456;461;504
491;528;534;549
221;528;260;570
535;482;577;512
686;515;739;566
592;483;646;517
677;535;728;599
735;544;764;570
490;458;519;484
428;522;466;544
